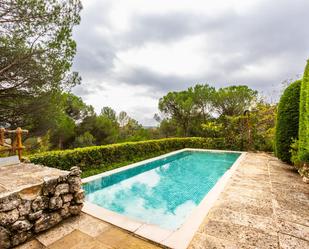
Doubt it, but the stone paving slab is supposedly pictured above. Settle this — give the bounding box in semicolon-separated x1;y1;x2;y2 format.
18;213;162;249
189;152;309;249
0;163;68;195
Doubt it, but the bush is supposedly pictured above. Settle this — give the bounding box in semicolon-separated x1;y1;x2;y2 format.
275;80;301;163
299;60;309;162
29;137;225;173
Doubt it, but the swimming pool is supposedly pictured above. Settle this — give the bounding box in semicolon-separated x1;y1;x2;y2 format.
83;149;241;231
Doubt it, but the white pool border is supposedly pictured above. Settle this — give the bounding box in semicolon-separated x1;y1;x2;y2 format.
82;148;246;249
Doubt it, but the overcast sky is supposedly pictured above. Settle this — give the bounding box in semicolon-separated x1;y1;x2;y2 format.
72;0;309;126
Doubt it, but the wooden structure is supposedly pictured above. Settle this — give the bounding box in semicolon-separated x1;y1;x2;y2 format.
0;127;28;160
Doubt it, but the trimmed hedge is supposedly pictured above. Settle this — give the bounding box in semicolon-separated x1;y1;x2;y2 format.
275;80;301;163
29;137;225;172
299;60;309;163
298;60;309;178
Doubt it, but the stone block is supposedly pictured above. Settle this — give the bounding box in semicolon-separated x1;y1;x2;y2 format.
0;226;11;249
34;212;62;233
12;220;33;231
62;194;73;203
54;184;69;196
32;196;49;212
0;208;19;226
0;193;21;212
49;197;63;210
69;204;83;215
18;200;31;216
28;210;43;221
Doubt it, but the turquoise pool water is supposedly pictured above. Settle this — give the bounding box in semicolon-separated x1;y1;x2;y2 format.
83;150;240;230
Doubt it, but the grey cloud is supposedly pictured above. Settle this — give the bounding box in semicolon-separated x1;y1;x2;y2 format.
72;0;309;113
123;11;234;46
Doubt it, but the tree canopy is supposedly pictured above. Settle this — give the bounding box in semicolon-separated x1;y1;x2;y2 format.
0;0;82;127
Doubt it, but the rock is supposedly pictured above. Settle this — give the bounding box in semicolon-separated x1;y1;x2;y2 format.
0;193;21;212
18;200;31;216
58;174;68;183
54;183;69;196
11;231;32;247
62;194;73;203
32;196;49;212
74;190;85;204
69;204;83;215
70;166;82;176
12;220;32;231
19;185;42;200
42;178;58;195
49;197;63;210
68;176;82;193
59;202;71;218
28;210;43;221
34;212;62;233
0;226;11;249
0;208;19;226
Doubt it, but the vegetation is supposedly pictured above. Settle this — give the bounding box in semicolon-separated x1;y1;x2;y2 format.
29;137;224;177
299;61;309;161
275;80;301;163
0;0;82;129
297;60;309;177
158;84;275;151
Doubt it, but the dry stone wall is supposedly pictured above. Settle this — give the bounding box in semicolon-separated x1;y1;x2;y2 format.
0;166;84;248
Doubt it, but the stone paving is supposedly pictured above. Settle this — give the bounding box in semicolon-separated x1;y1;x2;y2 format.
189;153;309;249
15;212;162;249
17;153;309;249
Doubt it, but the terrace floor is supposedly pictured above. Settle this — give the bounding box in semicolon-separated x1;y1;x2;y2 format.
18;152;309;249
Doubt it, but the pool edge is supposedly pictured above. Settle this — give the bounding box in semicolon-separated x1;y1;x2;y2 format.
82;149;246;249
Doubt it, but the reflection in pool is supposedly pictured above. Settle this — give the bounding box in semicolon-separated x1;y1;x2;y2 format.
83;151;240;230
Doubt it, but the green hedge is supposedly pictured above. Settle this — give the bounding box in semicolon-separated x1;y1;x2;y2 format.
275;80;301;163
299;60;309;161
298;60;309;177
29;137;225;173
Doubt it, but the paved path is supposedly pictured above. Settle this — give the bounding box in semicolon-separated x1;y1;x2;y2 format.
18;153;309;249
189;153;309;248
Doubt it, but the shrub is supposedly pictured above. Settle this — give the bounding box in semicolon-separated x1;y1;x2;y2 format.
29;137;225;173
275;80;301;163
299;60;309;162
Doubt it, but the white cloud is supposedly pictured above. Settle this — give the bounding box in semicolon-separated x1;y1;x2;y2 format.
72;0;309;125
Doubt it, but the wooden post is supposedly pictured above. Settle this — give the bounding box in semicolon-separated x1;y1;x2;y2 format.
16;127;23;160
0;128;28;161
0;128;4;146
